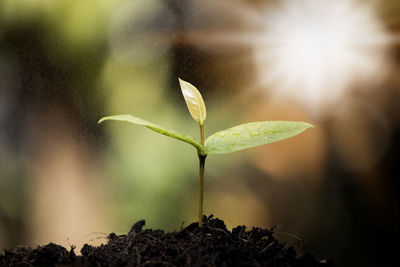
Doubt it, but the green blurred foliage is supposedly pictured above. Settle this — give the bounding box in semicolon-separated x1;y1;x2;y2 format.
0;0;242;234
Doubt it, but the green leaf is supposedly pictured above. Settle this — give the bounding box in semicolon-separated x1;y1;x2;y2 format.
98;114;204;154
205;121;313;154
179;78;207;125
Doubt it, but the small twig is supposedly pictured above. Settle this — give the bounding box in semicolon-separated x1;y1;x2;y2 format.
276;231;311;252
260;240;276;254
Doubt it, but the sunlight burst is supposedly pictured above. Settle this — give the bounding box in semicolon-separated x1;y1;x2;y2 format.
252;0;391;115
177;0;394;116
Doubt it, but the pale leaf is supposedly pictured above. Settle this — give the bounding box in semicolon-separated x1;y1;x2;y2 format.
179;78;207;125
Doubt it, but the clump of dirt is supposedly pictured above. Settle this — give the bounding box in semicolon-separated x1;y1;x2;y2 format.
1;215;332;266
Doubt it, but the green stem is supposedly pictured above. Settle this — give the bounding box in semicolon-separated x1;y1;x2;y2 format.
198;154;206;227
198;123;206;227
200;124;205;147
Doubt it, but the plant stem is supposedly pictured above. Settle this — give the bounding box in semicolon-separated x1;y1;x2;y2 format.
198;154;206;227
200;124;205;147
198;123;206;227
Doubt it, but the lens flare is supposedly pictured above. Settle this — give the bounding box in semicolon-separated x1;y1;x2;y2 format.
252;0;391;116
173;0;395;117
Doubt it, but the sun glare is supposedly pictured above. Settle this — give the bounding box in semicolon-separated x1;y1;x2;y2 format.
252;0;391;116
174;0;394;117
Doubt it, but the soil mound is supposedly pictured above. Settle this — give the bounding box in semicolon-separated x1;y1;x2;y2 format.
1;215;331;266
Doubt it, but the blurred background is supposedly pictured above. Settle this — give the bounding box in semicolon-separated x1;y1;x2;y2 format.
0;0;399;266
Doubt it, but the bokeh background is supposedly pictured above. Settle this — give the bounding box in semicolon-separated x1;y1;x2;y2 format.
1;0;400;266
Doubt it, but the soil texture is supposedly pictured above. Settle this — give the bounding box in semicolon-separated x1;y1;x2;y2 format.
1;215;332;266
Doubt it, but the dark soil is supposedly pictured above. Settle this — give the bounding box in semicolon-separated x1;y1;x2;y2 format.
1;215;332;266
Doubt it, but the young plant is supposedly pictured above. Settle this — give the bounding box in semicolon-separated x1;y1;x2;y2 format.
98;79;313;226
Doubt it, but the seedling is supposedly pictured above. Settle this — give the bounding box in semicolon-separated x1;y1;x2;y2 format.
99;79;313;226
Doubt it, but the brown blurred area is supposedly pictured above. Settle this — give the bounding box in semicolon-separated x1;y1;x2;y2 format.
1;0;400;266
171;1;400;266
